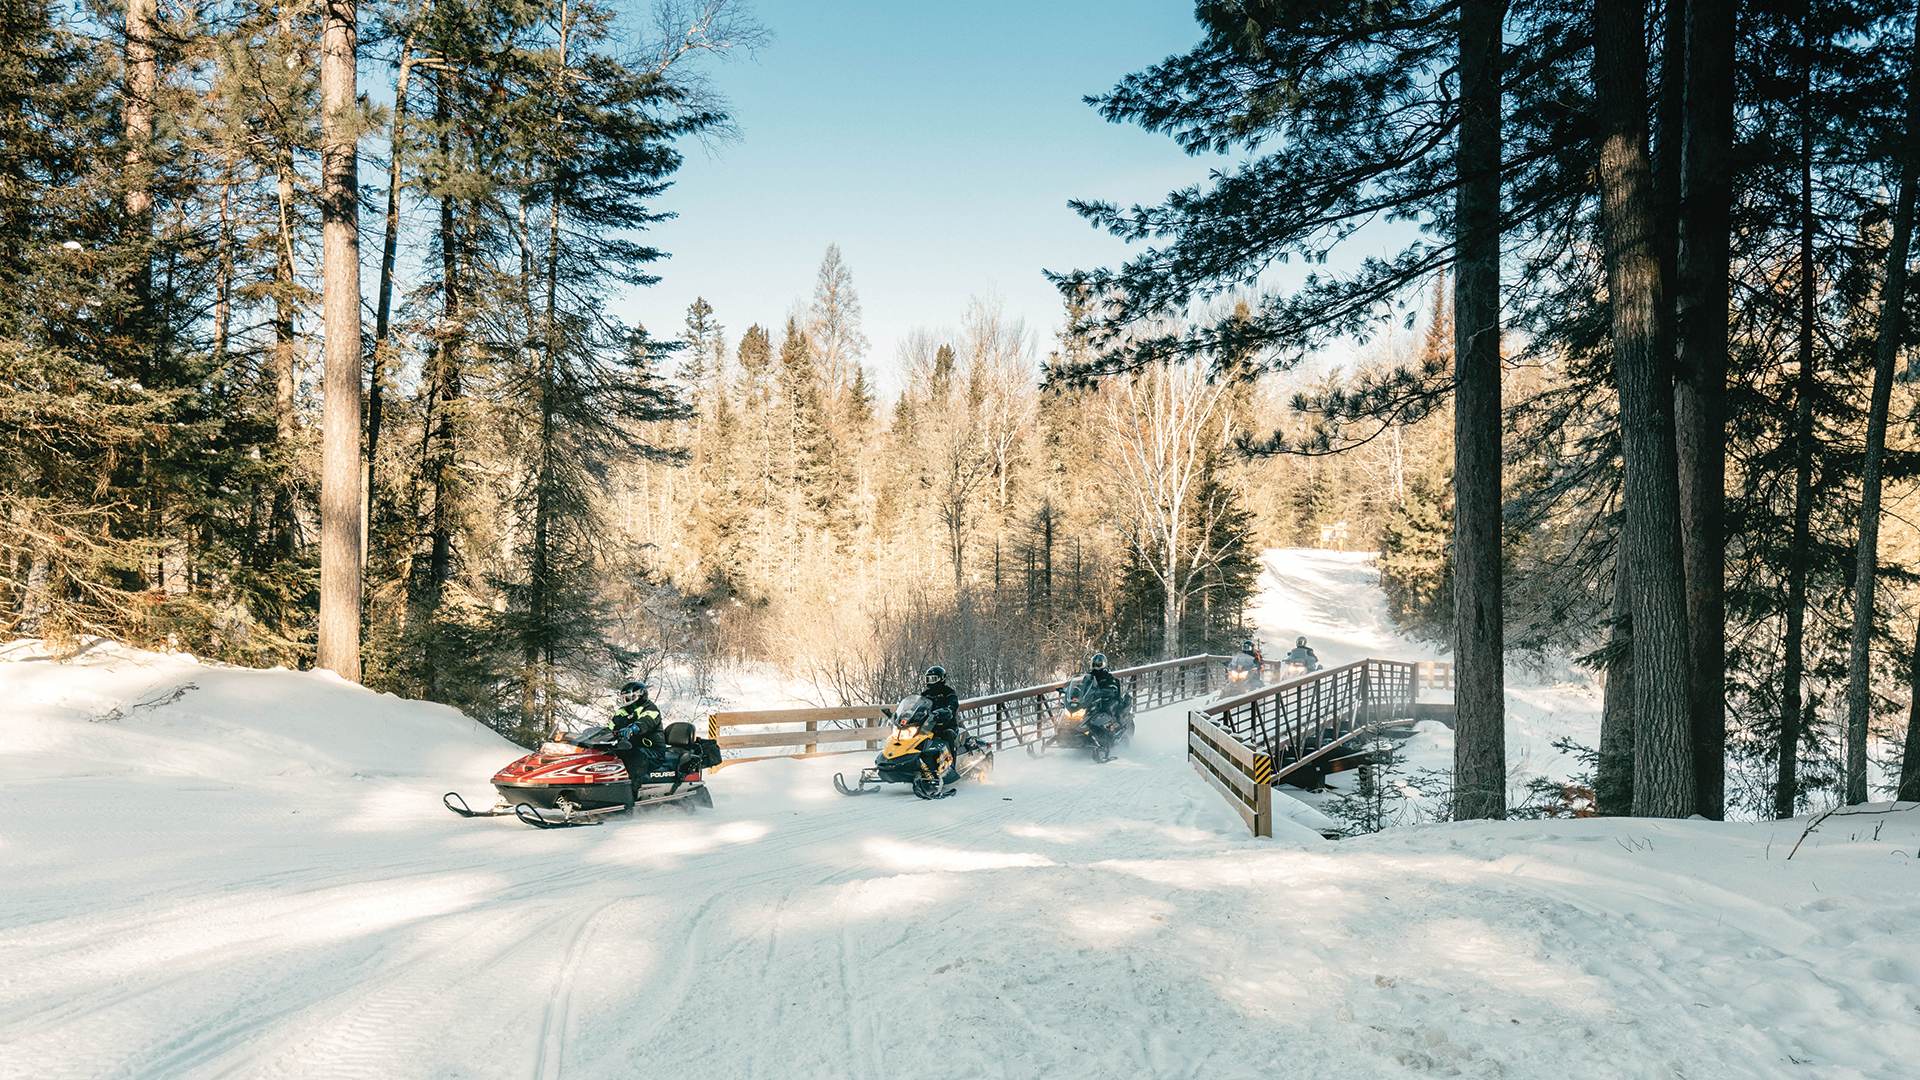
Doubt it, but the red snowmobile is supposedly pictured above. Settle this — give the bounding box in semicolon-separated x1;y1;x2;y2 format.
443;721;721;828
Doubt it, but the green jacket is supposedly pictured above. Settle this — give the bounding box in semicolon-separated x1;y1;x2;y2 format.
614;698;664;745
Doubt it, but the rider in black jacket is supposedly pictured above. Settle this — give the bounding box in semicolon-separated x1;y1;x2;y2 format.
921;665;969;752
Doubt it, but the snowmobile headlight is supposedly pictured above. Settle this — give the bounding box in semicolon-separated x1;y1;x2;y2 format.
1067;709;1086;722
897;725;919;739
540;741;582;756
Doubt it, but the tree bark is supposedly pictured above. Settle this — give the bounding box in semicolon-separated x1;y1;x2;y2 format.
1596;556;1634;815
1673;0;1735;818
1779;22;1819;820
1594;0;1695;817
1451;0;1507;821
367;40;416;565
316;0;363;681
121;0;156;260
1902;617;1920;802
271;127;299;561
1844;9;1920;805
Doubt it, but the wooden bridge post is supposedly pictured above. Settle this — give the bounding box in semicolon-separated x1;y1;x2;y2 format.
1252;751;1274;838
805;719;817;756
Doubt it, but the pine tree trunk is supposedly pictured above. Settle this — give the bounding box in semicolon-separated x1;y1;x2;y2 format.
271;136;298;561
367;43;415;561
121;0;155;289
1594;0;1695;817
1451;0;1506;821
1596;558;1634;815
1673;0;1735;819
1779;46;1819;820
1845;10;1920;805
316;0;363;681
1901;618;1920;802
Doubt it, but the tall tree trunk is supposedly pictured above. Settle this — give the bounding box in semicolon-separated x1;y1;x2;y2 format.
1596;556;1635;814
420;81;460;702
121;0;155;305
317;0;363;681
271;132;299;561
1673;0;1736;819
1779;21;1819;820
1594;0;1695;817
1902;618;1920;801
366;41;416;567
527;1;572;733
1844;8;1920;805
1451;0;1507;821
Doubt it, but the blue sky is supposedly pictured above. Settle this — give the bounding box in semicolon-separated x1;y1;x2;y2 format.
615;0;1222;393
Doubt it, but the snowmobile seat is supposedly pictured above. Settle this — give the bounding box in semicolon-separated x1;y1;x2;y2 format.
662;721;697;748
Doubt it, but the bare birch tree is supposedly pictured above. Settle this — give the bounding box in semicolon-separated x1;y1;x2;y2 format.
1106;361;1228;658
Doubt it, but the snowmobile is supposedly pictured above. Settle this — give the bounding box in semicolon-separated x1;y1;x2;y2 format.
1030;677;1134;762
833;694;993;799
443;720;723;828
1217;652;1265;699
1278;651;1323;681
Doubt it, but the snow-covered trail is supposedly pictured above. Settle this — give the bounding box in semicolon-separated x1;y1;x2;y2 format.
3;615;1916;1077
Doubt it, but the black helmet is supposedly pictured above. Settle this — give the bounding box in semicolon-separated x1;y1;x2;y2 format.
1241;639;1255;653
925;664;947;687
1295;636;1308;648
618;679;648;706
1090;652;1108;671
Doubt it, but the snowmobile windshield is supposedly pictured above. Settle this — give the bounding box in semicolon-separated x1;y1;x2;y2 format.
893;694;933;725
1229;653;1257;669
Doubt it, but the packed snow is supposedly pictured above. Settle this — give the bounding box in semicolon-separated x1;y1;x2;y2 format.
2;554;1916;1079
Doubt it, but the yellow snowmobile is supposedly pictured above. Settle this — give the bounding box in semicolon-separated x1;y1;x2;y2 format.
833;694;993;799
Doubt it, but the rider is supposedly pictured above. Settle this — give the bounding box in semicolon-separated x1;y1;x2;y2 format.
1084;652;1121;694
611;679;666;797
1283;636;1321;672
1077;652;1130;724
920;664;971;754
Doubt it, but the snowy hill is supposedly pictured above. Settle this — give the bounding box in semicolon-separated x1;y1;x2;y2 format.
2;629;1917;1077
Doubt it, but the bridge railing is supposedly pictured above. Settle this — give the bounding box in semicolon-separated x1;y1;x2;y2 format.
1187;657;1441;835
954;653;1231;751
708;654;1234;765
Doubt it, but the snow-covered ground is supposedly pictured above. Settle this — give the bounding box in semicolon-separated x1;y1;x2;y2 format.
1249;548;1603;818
3;576;1916;1077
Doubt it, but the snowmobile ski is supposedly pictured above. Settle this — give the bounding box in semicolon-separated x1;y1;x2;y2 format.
514;802;622;829
443;791;516;818
834;770;879;796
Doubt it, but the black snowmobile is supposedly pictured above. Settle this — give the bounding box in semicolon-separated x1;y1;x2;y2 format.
1218;651;1265;699
1032;676;1134;763
834;694;994;799
444;720;723;828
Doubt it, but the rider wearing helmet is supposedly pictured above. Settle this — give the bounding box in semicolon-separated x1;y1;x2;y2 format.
612;679;665;795
1085;652;1121;694
1239;638;1262;664
920;664;968;753
1283;637;1320;672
